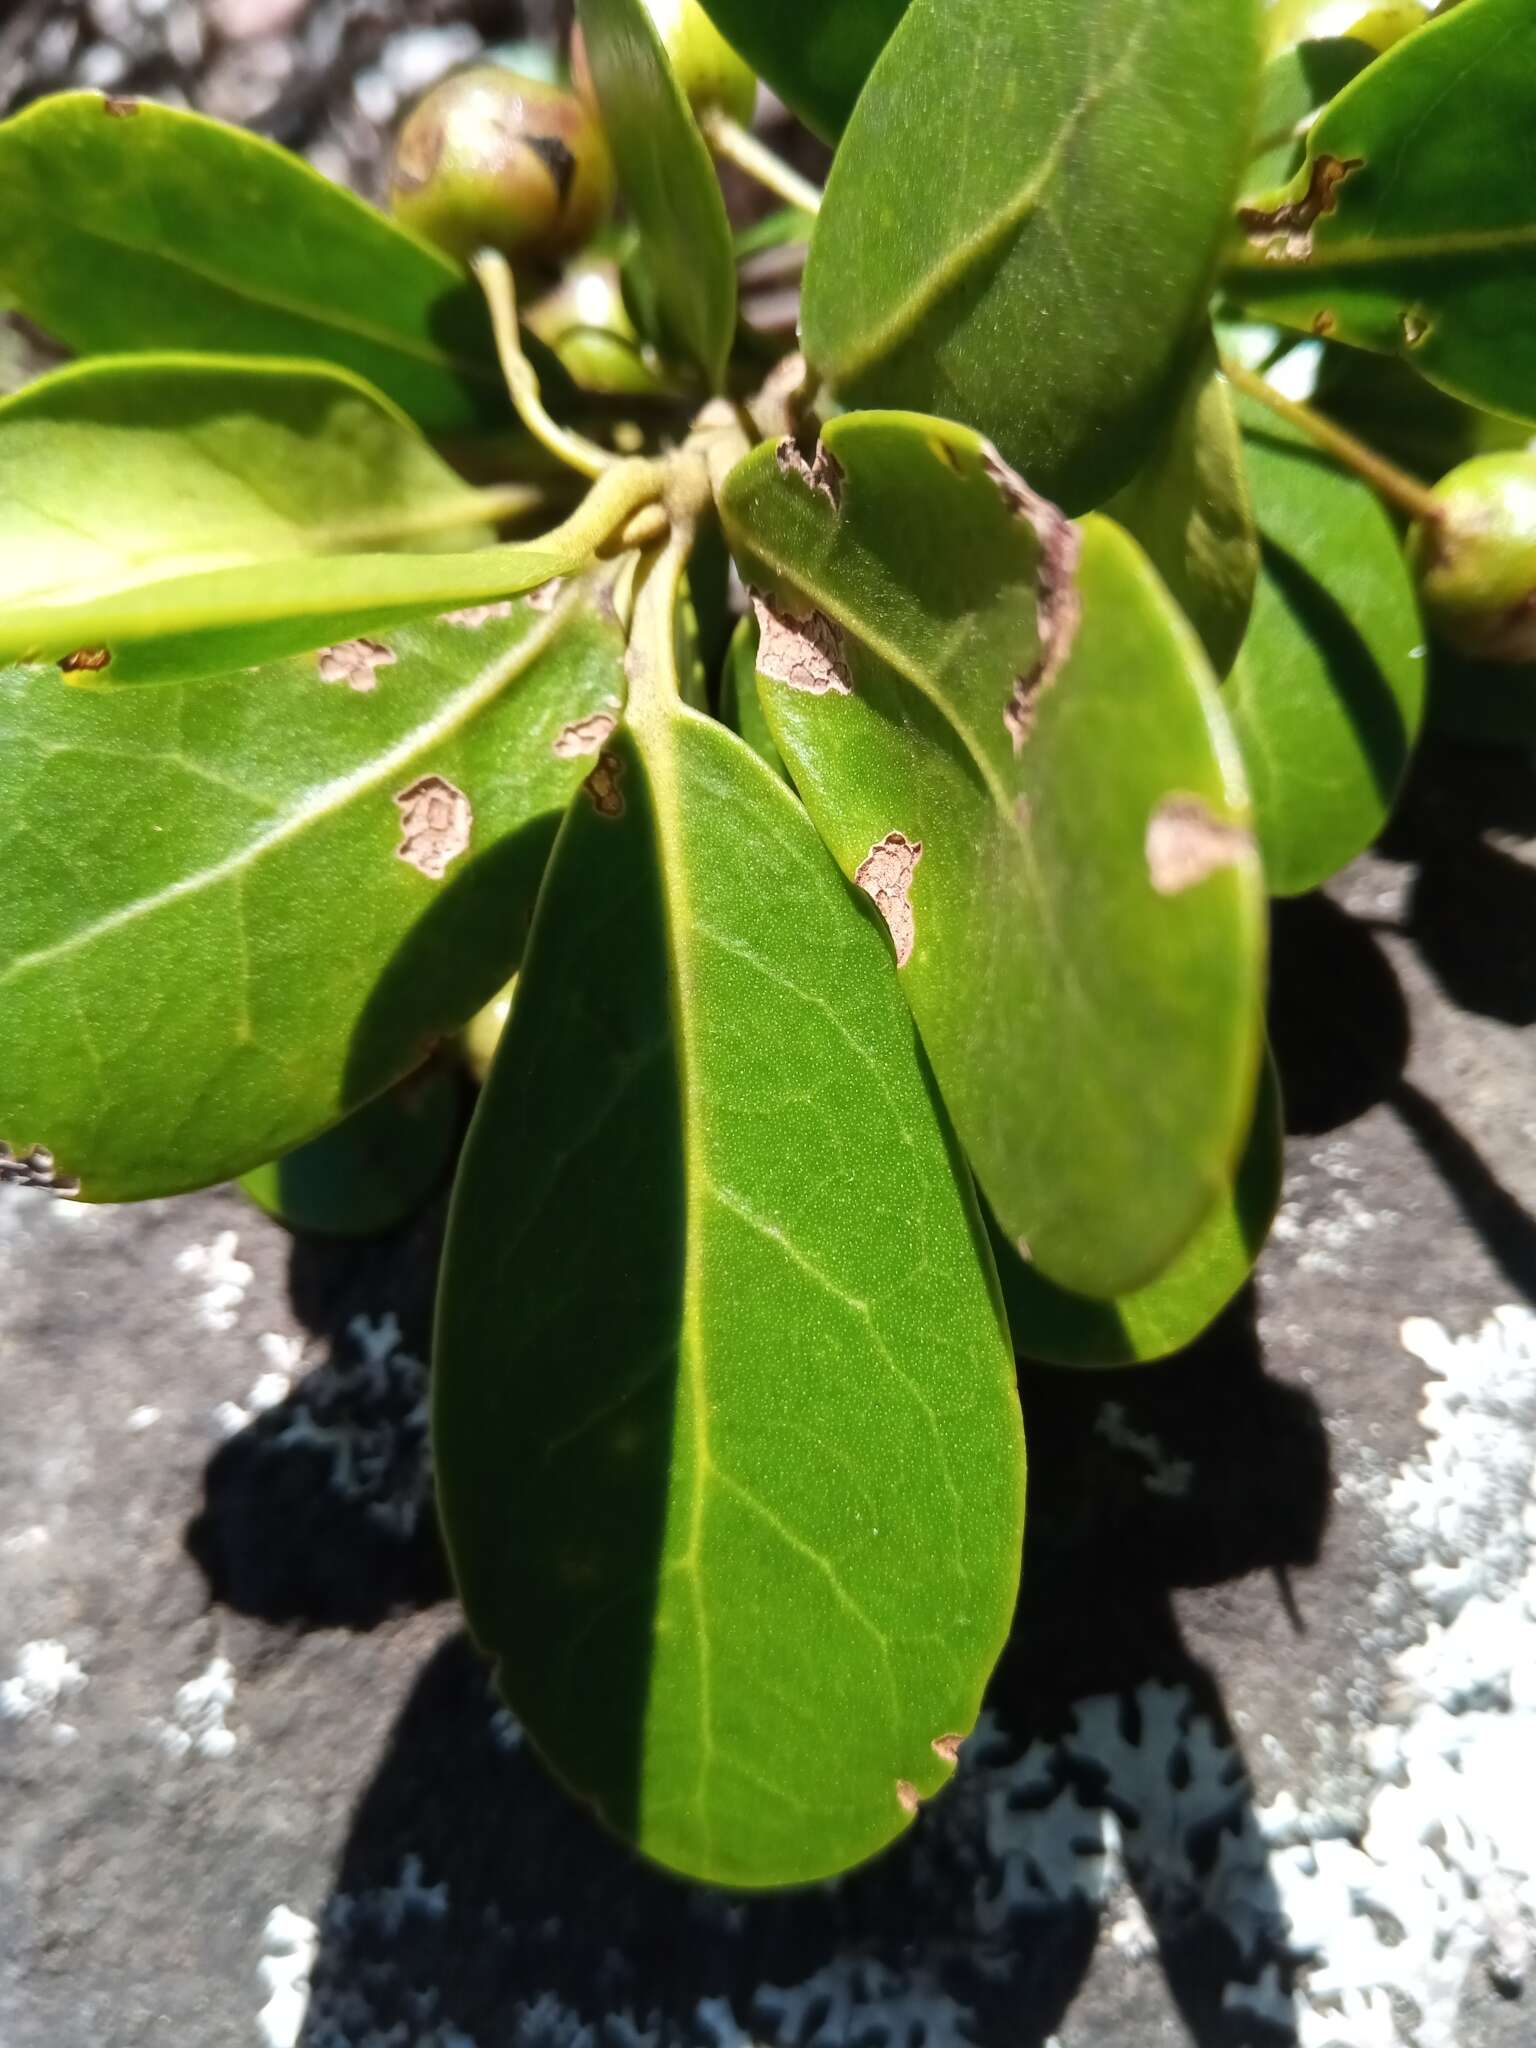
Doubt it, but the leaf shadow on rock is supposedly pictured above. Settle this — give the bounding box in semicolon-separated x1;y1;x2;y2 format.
291;1293;1332;2048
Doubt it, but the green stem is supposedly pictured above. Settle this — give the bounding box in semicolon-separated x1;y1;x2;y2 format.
473;249;617;481
1222;357;1445;527
701;109;823;218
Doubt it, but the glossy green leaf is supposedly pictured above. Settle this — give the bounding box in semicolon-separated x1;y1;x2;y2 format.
434;701;1024;1887
0;457;659;686
1225;393;1425;895
0;586;625;1201
1243;35;1371;196
802;0;1264;511
240;1061;462;1237
0;93;503;430
1106;333;1259;677
698;0;910;139
718;613;787;779
722;412;1267;1300
575;0;736;386
993;1049;1283;1367
0;355;499;617
1229;0;1536;425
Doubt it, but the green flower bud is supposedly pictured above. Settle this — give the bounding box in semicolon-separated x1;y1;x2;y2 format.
573;1;757;126
390;67;615;270
1412;451;1536;664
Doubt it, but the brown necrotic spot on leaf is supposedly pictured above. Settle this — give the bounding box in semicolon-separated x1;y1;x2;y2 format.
1146;796;1255;896
775;435;844;512
394;774;473;880
931;1733;964;1766
896;1779;921;1815
751;594;853;697
980;443;1082;753
102;95;139;116
855;831;923;968
1239;154;1363;263
319;638;397;692
526;578;566;614
59;646;111;675
582;751;625;818
441;601;514;629
0;1141;78;1196
552;706;618;759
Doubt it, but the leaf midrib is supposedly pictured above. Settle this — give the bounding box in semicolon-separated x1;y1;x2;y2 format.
12;198;499;390
0;596;573;988
822;4;1156;384
1230;220;1536;274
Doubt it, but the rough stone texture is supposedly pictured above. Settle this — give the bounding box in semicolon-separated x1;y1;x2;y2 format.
4;738;1536;2048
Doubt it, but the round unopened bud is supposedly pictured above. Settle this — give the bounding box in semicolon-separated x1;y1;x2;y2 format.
390;66;614;269
1411;452;1536;664
573;1;756;125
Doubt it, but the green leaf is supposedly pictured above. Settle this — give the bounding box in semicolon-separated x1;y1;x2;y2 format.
575;0;736;387
1243;36;1371;197
1106;333;1259;677
801;0;1264;510
0;586;626;1202
434;702;1024;1887
1225;393;1426;895
0;93;503;431
0;355;500;616
721;412;1267;1300
1228;0;1536;425
240;1060;462;1237
0;456;660;686
718;613;788;779
993;1048;1283;1367
697;0;910;140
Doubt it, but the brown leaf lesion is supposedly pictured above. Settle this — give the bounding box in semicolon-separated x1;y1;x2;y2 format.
855;831;923;968
59;646;111;675
582;750;625;818
775;435;844;513
981;444;1083;753
1145;796;1255;896
394;774;473;879
1238;153;1363;263
319;638;396;692
751;594;854;697
552;706;619;760
0;1142;80;1197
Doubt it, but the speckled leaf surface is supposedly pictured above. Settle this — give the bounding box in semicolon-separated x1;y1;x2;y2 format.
0;93;503;430
434;706;1024;1888
0;588;625;1202
1226;394;1425;896
801;0;1263;510
0;458;656;686
1106;334;1259;677
993;1050;1283;1368
0;355;496;614
576;0;736;386
1229;0;1536;424
722;412;1267;1300
697;0;910;138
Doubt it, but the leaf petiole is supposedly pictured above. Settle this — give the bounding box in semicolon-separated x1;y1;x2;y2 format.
1221;356;1445;529
473;247;620;480
700;108;823;219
